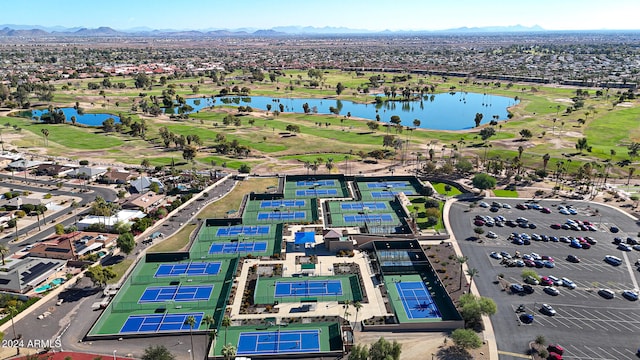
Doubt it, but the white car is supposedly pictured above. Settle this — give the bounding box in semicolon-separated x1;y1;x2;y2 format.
487;231;497;239
561;277;577;289
490;252;502;260
548;275;562;286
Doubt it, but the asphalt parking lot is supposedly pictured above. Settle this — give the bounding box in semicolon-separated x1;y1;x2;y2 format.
449;198;640;360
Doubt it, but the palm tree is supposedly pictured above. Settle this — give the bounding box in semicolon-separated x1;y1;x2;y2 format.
0;244;9;265
628;167;636;186
466;268;479;289
542;153;551;174
40;128;49;146
202;314;216;356
184;315;196;360
343;299;352;324
353;301;363;330
517;145;524;160
6;305;18;354
456;256;468;290
222;315;231;345
222;344;236;360
412;118;421;128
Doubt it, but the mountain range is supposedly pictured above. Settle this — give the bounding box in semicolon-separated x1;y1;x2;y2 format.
0;24;549;37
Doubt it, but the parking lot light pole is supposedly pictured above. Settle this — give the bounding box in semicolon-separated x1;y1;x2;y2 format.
113;350;116;360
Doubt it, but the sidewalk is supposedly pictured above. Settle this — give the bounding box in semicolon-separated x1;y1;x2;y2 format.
442;198;499;360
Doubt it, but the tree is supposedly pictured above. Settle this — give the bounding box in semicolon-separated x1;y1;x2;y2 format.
466;268;479;289
40;128;49;146
222;344;236;360
182;145;198;162
368;337;401;360
353;301;363;329
6;305;18;354
184;315;196;360
336;82;345;95
479;127;495;141
575;137;591;153
202;314;216;355
348;343;368;360
474;112;484;127
0;244;8;265
54;223;65;235
222;315;231;345
542;153;551;173
628;167;636;186
390;115;401;126
141;345;175;360
458;293;496;329
456;256;468;290
117;232;135;254
141;158;151;170
517;145;524;160
412;118;421;128
451;328;482;350
519;128;532;140
102;118;116;132
85;265;116;287
472;173;496;189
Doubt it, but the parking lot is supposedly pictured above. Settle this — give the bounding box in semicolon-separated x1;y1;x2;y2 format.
449;198;640;360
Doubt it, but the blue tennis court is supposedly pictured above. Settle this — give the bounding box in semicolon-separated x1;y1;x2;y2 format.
274;279;343;297
257;211;306;221
343;214;394;223
208;241;268;254
340;202;388;211
295;189;339;196
296;180;336;187
371;190;416;198
139;285;214;303
154;262;221;277
237;329;320;355
260;200;306;208
366;181;411;188
120;312;203;333
216;225;270;237
396;281;441;319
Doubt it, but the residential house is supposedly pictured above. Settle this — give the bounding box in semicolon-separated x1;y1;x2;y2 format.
69;166;107;181
0;257;67;293
34;163;75;177
28;231;117;260
130;176;165;194
122;192;166;212
100;169;133;184
76;209;146;231
7;159;43;171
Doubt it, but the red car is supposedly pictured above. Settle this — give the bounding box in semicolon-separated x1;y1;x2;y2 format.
550;223;562;229
540;276;553;286
548;353;563;360
548;344;564;355
474;219;485;226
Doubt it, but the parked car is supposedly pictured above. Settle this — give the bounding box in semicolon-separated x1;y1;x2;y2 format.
499;251;512;259
519;313;534;324
604;255;623;266
540;303;557;316
610;226;620;233
490;252;502;260
547;344;564;355
548;275;562;286
510;284;525;293
561;277;576;289
622;290;639;301
479;202;489;208
598;288;615;299
566;254;580;263
544;286;560;296
618;243;632;252
522;284;535;294
540;276;554;286
524;276;539;285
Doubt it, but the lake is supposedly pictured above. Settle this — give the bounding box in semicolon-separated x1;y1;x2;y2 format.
170;92;518;130
29;108;121;126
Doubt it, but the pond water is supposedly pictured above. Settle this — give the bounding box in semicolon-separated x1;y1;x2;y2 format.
170;92;518;130
29;108;121;126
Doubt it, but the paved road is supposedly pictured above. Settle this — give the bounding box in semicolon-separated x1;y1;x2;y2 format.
0;175;116;252
450;198;640;360
21;176;236;359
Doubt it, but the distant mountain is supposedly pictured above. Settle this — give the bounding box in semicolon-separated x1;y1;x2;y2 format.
272;26;374;34
0;24;550;37
442;25;546;33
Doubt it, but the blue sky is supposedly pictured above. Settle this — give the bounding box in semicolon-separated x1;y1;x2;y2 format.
3;0;639;31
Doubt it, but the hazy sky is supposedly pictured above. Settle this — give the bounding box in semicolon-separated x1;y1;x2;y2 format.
3;0;639;31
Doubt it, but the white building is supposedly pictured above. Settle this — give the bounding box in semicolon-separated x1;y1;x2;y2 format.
77;209;146;231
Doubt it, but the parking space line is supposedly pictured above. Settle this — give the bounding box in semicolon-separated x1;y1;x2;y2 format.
603;311;637;332
607;346;634;360
565;345;609;360
622;251;640;290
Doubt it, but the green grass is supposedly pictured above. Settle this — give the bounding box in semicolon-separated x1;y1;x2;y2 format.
407;198;445;230
106;259;134;284
493;189;519;197
431;182;463;196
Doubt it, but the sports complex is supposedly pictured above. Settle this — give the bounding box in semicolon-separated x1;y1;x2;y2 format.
86;175;462;358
